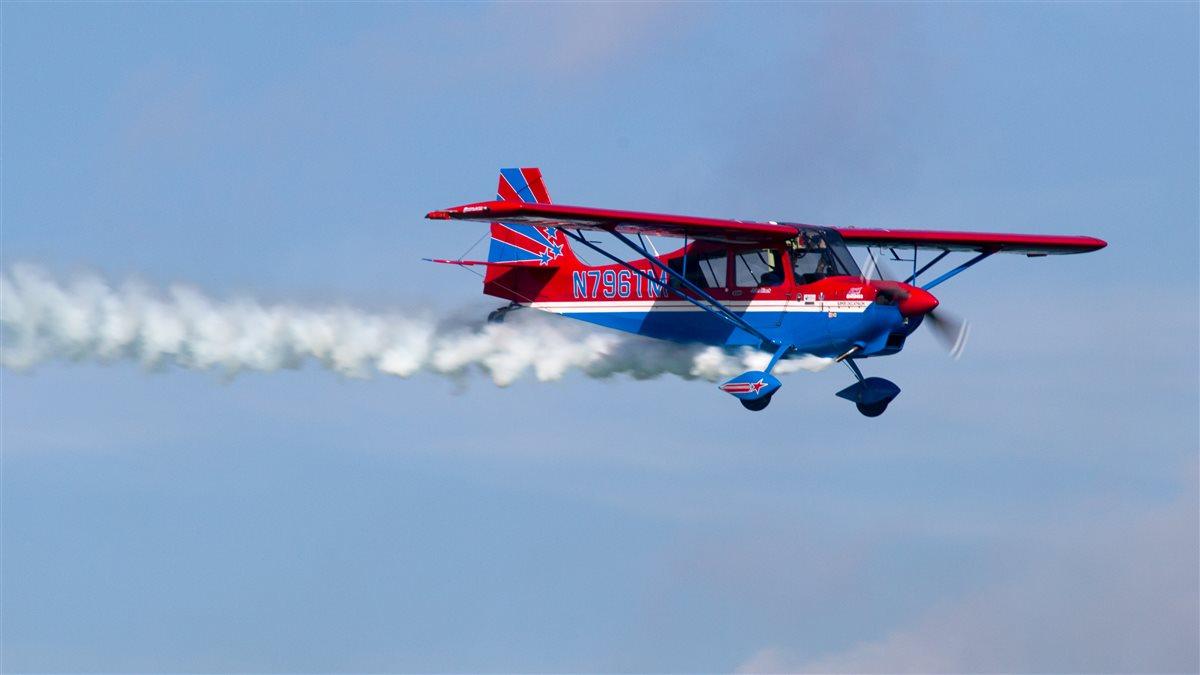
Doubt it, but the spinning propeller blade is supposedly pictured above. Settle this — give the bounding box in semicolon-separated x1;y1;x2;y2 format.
925;310;970;360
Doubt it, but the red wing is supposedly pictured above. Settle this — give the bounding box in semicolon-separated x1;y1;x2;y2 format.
426;200;1107;253
427;201;798;245
836;227;1107;255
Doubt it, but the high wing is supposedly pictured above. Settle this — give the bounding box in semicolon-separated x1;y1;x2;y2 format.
427;200;798;245
835;227;1106;255
427;199;1107;254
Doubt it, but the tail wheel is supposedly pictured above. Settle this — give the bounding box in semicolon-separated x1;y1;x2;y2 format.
487;303;521;324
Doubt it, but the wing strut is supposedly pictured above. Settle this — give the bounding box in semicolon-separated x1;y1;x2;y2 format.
560;230;778;347
609;231;778;346
904;249;950;285
921;250;995;291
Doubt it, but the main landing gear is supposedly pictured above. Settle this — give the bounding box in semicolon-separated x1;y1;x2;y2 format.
718;344;790;412
740;394;774;412
835;359;901;417
720;346;901;417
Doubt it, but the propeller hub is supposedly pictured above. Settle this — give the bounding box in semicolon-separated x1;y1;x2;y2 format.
896;285;939;317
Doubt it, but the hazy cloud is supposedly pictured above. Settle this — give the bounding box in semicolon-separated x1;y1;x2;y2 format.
737;466;1200;674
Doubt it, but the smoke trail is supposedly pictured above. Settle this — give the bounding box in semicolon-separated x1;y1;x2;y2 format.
0;265;832;385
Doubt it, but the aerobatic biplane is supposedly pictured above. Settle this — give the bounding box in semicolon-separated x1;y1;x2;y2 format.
426;168;1105;415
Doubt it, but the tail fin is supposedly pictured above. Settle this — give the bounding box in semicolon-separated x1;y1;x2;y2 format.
487;168;577;267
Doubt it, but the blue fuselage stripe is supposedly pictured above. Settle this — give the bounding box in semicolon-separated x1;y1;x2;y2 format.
542;304;908;358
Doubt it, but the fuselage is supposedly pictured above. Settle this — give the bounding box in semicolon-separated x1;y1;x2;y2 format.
483;227;923;360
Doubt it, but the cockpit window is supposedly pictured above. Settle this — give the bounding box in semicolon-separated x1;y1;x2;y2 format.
791;230;860;284
734;249;785;287
792;247;839;284
668;249;727;289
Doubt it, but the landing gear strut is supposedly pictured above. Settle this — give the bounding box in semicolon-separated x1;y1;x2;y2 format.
835;358;901;417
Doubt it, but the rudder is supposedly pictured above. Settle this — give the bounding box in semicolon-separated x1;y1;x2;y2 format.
487;168;577;267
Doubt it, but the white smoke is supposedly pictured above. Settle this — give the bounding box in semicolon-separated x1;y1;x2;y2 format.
0;265;832;385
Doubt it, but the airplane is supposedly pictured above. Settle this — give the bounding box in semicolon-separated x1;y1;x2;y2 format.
425;168;1106;416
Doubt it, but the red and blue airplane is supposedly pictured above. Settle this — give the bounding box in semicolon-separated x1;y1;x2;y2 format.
427;168;1105;415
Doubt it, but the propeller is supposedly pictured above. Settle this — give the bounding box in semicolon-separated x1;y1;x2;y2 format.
925;309;970;360
865;249;970;360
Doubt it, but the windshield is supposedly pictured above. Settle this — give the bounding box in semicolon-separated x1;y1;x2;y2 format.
791;229;860;284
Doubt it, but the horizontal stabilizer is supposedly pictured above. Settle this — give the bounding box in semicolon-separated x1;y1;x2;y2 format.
423;258;550;268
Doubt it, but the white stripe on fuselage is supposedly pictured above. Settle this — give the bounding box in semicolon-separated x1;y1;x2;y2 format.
524;300;873;314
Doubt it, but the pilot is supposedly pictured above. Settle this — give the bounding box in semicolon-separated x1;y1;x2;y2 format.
815;256;837;277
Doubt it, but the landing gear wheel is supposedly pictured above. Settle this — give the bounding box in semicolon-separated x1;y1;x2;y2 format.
855;400;889;417
740;394;773;412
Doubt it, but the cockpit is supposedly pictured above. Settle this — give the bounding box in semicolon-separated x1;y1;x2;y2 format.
789;229;861;284
664;228;861;291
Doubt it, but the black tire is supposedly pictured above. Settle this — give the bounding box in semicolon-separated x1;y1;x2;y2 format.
487;309;504;324
740;395;772;412
855;401;889;417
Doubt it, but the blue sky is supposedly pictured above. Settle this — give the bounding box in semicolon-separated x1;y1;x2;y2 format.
2;2;1197;672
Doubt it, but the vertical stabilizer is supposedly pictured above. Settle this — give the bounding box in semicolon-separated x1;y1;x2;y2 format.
486;168;577;267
